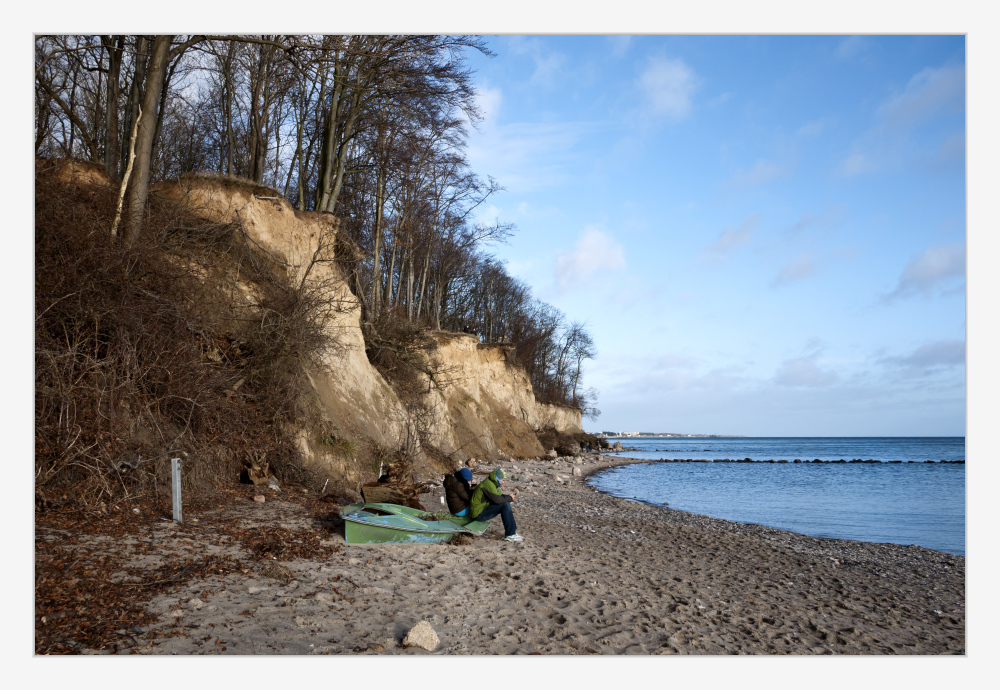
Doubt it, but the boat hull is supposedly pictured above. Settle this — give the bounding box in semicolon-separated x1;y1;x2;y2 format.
340;503;490;544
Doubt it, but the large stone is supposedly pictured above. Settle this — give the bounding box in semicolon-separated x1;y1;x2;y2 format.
572;467;582;476
402;620;440;651
253;495;266;503
547;449;558;459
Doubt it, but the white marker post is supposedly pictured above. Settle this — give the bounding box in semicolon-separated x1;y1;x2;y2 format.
171;457;183;523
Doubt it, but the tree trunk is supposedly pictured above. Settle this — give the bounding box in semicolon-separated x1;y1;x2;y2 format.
406;252;415;321
150;54;178;177
101;36;123;179
123;36;148;172
415;247;431;319
384;226;398;311
223;41;235;175
122;35;173;246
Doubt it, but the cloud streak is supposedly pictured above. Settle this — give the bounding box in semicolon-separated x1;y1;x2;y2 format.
704;214;758;258
725;159;794;192
876;65;965;132
465;119;603;193
886;242;965;301
772;253;816;286
773;357;839;388
878;340;965;371
837;63;965;177
507;36;567;86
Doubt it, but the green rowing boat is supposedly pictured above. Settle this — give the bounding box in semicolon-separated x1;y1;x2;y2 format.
339;502;491;544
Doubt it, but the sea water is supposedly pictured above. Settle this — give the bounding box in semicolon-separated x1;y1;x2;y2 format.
588;437;965;555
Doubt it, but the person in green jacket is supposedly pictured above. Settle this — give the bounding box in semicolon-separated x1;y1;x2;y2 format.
469;466;523;542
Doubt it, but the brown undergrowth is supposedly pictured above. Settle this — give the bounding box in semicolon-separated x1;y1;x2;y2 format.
35;160;339;510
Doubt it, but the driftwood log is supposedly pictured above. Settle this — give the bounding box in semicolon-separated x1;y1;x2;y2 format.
361;481;436;510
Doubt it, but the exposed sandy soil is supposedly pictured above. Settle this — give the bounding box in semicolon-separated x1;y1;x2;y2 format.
35;454;964;655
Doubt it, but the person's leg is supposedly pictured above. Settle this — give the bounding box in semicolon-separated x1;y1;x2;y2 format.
498;502;517;537
474;503;502;522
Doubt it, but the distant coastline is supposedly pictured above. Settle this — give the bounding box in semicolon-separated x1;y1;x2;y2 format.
598;433;744;438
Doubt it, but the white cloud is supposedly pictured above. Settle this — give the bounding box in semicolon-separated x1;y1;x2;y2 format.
835;36;869;60
476;85;502;124
838;152;878;177
704;214;758;257
477;203;501;225
554;227;626;293
654;353;698;370
706;92;733;108
772;253;815;286
876;65;965;132
725;159;793;191
924;131;966;170
773;357;839;388
608;36;632;59
786;206;845;237
638;56;698;120
795;119;828;138
465;120;601;193
507;36;566;86
886;242;965;300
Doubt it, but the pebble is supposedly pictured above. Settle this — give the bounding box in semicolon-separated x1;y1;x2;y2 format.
253;495;266;504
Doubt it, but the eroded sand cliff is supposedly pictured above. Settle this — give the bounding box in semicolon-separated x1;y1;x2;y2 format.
154;175;582;482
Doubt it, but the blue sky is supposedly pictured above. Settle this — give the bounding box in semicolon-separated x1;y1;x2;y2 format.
461;35;966;436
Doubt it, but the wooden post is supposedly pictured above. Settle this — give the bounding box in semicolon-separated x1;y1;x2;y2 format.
171;457;183;523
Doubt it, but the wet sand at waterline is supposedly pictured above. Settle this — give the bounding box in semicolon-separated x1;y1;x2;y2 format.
51;454;964;655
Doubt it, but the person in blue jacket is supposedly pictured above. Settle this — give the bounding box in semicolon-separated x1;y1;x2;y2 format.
444;467;475;516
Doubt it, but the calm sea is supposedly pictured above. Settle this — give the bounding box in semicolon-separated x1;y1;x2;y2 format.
589;437;965;556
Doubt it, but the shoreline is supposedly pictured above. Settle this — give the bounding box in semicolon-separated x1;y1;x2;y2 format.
37;452;965;655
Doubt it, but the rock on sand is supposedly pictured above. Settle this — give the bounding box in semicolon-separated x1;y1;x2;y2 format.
402;621;440;651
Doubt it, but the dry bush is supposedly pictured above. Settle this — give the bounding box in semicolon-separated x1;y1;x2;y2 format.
535;427;600;454
35;161;340;508
361;310;461;480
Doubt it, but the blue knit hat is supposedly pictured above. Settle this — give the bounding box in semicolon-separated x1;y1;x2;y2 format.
458;468;473;481
494;466;506;481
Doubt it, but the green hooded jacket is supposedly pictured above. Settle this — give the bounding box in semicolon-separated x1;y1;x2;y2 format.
469;468;511;518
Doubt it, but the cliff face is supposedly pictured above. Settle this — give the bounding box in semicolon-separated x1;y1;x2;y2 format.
154;176;582;480
535;402;584;436
419;333;546;464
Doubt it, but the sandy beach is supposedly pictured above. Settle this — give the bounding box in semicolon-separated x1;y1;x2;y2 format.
34;453;965;655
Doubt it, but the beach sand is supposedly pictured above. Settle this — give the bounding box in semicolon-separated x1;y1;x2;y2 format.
36;453;964;655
